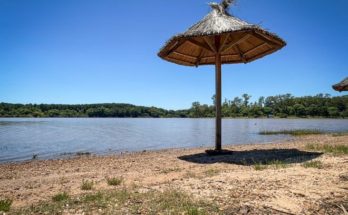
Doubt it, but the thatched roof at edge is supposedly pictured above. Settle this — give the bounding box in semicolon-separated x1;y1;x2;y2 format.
333;77;348;92
158;1;286;67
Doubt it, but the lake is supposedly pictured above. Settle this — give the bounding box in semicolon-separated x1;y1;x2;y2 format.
0;118;347;163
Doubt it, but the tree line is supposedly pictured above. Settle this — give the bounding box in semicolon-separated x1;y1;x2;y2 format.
189;94;348;118
0;93;347;118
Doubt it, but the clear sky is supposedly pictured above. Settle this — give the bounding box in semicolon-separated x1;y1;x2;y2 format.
1;0;347;110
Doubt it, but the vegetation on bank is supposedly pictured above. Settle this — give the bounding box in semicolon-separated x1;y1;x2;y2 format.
259;130;348;137
259;129;324;136
305;144;348;155
13;189;218;214
0;93;347;118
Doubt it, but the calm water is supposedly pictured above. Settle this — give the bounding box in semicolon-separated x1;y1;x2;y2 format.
0;118;348;163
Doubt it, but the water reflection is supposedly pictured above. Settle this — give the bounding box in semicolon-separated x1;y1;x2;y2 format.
0;118;347;162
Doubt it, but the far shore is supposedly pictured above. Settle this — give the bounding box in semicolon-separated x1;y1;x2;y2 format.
1;116;348;119
0;134;347;214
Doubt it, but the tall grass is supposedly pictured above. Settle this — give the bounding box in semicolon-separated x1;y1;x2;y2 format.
306;144;348;155
302;161;323;169
253;160;289;171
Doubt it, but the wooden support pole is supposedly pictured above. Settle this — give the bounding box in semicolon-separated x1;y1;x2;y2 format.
215;36;222;151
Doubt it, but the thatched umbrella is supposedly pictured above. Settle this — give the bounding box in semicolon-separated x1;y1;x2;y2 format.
158;0;286;152
333;77;348;92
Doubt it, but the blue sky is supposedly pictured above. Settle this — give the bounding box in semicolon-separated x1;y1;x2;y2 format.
1;0;347;110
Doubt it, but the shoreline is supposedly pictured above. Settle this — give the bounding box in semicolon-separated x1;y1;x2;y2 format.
0;134;347;214
0;138;296;165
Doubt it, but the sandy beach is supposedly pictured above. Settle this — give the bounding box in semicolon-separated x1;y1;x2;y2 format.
0;134;347;214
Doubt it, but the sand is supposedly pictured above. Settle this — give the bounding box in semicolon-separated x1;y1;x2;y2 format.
0;134;347;214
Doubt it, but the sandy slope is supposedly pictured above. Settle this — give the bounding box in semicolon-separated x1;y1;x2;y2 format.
0;134;347;214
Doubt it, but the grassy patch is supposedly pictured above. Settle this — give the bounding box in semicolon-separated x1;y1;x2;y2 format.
332;132;348;137
184;171;201;179
203;168;221;177
106;177;123;186
254;163;268;171
52;192;69;202
268;160;289;168
14;189;218;214
149;189;217;214
253;160;289;171
76;152;91;156
0;199;12;212
306;144;348;155
83;192;105;202
259;129;324;136
160;167;181;174
81;180;94;190
302;160;323;169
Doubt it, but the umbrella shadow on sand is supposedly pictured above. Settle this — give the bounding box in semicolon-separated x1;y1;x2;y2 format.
178;149;323;165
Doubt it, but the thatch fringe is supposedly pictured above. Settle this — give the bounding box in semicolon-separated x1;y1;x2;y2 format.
158;1;286;66
333;77;348;92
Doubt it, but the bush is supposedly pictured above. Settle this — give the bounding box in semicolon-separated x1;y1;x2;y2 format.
106;177;123;186
81;180;94;190
52;192;69;202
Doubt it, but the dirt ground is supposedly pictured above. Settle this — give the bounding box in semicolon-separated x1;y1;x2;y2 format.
0;134;347;214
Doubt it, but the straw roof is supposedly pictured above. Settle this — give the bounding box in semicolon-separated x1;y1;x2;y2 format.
158;0;286;66
333;77;348;92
